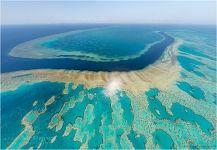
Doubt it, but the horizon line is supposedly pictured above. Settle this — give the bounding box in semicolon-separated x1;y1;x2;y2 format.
1;22;216;26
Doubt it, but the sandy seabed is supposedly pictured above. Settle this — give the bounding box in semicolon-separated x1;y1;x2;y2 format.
2;40;182;96
3;39;217;149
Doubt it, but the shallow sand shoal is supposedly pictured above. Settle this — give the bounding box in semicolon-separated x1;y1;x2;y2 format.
9;27;164;62
1;40;182;95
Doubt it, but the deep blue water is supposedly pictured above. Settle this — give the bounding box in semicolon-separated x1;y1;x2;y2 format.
1;24;105;73
2;24;215;73
1;24;216;149
1;24;177;73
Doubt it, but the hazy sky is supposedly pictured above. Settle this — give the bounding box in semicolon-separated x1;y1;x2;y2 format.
1;0;216;25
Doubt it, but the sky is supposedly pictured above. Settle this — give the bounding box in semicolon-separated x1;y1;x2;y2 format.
1;0;216;25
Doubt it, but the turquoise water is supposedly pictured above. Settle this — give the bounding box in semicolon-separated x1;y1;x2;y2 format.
1;82;143;149
146;88;174;121
127;130;146;149
4;26;174;71
178;44;215;61
2;81;215;149
171;102;214;135
118;92;134;126
41;26;162;59
177;81;205;100
1;82;64;148
177;56;205;77
145;88;214;135
153;129;174;149
1;25;216;149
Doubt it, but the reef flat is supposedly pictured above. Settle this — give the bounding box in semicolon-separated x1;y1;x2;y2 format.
2;39;181;95
1;25;216;149
6;27;174;72
9;26;164;62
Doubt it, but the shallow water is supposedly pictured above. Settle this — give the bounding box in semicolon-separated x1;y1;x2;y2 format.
171;102;214;135
40;26;162;59
1;24;216;149
2;29;174;72
1;82;65;148
153;129;174;149
177;81;205;100
2;80;216;149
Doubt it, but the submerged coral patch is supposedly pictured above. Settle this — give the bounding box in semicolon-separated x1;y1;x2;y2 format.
178;44;215;61
152;129;174;149
1;25;216;149
1;82;64;148
145;88;213;136
171;102;214;135
118;92;134;126
127;130;146;149
176;81;205;100
146;88;174;120
177;56;204;77
40;26;163;60
7;26;174;72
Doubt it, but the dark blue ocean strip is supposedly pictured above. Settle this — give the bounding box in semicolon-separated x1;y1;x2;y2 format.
1;32;174;73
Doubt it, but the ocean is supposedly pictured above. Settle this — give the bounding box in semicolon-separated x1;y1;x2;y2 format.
1;24;216;149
